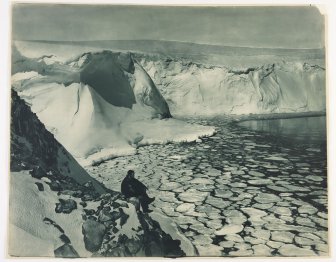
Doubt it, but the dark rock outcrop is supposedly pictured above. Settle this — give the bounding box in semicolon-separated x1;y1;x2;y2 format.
55;199;77;214
60;234;71;244
30;166;46;179
88;196;186;257
54;244;79;258
82;219;106;252
35;182;44;191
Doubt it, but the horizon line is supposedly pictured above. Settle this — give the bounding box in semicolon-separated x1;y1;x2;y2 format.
13;39;325;51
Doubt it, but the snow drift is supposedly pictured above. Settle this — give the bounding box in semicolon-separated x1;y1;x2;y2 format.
12;49;215;165
9;171;96;257
138;56;326;116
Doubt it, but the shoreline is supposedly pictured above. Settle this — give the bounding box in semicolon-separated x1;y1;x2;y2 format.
85;111;326;167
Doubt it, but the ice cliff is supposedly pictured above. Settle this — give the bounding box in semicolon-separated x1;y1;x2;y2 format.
11;48;215;165
12;47;171;118
138;56;326;116
12;43;325;165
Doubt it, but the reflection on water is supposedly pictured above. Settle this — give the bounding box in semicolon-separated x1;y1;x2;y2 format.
238;116;326;143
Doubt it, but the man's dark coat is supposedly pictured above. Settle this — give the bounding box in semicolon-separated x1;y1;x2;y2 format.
121;175;148;198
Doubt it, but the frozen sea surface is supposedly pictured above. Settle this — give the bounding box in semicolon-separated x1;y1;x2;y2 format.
86;117;328;257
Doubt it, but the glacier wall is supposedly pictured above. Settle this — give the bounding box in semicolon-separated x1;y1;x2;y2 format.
12;49;215;165
139;57;326;117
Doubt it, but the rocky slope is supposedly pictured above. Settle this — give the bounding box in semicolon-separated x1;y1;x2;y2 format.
137;55;326;116
9;90;189;257
10;90;106;193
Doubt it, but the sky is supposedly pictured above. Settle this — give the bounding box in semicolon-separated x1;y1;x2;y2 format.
12;4;325;49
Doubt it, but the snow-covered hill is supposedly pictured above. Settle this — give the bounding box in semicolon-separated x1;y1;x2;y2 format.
12;48;215;165
138;56;326;117
9;90;192;257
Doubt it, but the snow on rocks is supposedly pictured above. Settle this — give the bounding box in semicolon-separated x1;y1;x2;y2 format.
9;171;94;257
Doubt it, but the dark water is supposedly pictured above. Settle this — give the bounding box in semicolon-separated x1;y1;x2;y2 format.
237;116;326;143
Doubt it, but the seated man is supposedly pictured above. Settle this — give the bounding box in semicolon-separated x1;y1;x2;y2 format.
121;170;155;213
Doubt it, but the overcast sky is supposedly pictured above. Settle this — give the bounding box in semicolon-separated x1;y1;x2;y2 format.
12;5;324;48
